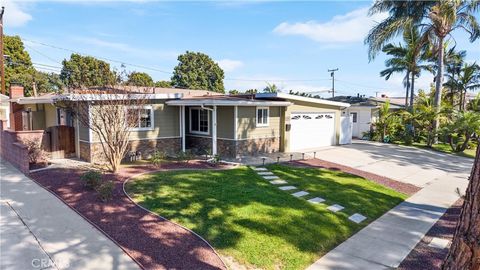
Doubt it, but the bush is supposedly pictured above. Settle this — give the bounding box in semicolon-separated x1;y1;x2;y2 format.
210;154;221;166
97;181;114;201
150;151;166;167
24;139;48;164
80;170;103;189
176;150;195;163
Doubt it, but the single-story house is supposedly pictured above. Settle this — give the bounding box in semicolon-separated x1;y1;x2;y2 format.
8;86;350;163
329;95;405;138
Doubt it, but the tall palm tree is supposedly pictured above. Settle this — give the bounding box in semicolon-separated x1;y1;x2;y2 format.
366;0;480;139
445;62;480;110
381;26;432;108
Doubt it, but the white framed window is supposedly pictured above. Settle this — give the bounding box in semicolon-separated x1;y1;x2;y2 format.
127;106;154;131
256;107;269;127
190;107;209;135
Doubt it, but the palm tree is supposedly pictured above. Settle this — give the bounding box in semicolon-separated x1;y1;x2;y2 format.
366;0;480;139
445;62;480;111
263;82;280;93
443;46;467;107
380;26;431;109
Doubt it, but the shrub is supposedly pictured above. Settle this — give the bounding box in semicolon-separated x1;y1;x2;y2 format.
176;150;195;163
80;170;103;189
210;154;221;166
24;139;48;164
97;181;115;201
150;151;166;167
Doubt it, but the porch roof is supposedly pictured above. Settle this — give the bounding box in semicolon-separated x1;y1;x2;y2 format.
166;96;292;107
255;92;351;108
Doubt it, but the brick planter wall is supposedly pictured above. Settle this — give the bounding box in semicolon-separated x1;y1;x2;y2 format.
0;124;29;173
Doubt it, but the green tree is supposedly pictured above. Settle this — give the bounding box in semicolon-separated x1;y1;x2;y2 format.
366;0;480;139
34;71;64;94
3;35;35;95
228;89;240;95
263;82;280;93
244;89;258;94
445;62;480;111
126;71;154;87
171;51;225;93
380;26;432;108
442;46;467;107
155;80;172;88
442;110;480;152
371;101;403;142
60;53;116;89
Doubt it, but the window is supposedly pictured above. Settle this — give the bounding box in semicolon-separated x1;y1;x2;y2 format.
256;107;269;127
190;108;209;134
351;112;357;123
127;106;153;130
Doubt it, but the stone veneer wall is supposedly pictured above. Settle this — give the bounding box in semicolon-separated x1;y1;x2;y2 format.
82;138;181;164
235;137;280;157
186;135;212;155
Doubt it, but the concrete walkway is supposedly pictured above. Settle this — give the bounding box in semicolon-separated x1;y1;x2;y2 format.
306;141;472;269
0;159;139;270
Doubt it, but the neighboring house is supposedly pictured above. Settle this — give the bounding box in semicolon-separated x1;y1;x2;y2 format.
330;95;405;138
0;93;9;129
8;86;350;163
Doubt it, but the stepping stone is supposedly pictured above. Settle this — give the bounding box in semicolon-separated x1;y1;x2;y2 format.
291;191;309;197
257;172;274;176
327;204;344;212
279;186;296;191
308;197;325;204
428;238;450;249
263;176;279;180
348;213;367;223
270;179;288;185
254;167;267;171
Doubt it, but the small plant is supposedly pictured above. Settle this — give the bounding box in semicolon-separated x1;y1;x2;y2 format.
176;150;195;163
150;151;166;167
80;170;103;190
97;181;115;201
24;139;48;164
210;154;221;166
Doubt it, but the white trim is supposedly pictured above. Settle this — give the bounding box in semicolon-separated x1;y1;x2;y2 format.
212;105;217;155
189;107;210;135
255;92;351;108
166;99;292;107
127;105;155;131
233;106;238;140
255;107;269;127
80;136;182;144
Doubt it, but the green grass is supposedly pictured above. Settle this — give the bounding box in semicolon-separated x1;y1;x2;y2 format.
125;166;407;270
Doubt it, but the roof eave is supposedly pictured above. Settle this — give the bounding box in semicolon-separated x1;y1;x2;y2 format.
255;93;351;108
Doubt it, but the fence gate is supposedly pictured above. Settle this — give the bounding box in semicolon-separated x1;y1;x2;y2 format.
49;126;75;158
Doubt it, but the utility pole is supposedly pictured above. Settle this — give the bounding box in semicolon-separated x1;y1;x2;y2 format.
0;6;5;95
328;68;338;98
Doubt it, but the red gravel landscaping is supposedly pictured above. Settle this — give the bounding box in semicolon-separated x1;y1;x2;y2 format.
288;158;421;196
29;161;233;270
397;199;464;270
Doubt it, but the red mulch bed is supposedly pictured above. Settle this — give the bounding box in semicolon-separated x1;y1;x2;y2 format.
30;161;232;270
288;159;421;196
397;199;464;270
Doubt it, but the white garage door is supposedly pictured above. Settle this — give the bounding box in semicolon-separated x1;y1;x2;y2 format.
290;112;335;151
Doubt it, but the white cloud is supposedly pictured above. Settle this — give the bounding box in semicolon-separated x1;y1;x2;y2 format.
224;74;330;94
73;37;132;51
273;7;387;44
216;59;244;72
1;0;33;27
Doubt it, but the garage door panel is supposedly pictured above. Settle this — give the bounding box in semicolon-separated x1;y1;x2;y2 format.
290;112;335;151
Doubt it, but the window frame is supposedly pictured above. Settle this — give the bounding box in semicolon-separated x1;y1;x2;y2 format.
256;107;270;127
351;112;357;123
189;107;210;135
127;105;154;131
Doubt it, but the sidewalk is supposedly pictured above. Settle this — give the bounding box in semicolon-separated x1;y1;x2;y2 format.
306;171;469;270
0;159;139;270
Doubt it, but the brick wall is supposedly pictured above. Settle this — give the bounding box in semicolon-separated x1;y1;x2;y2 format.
0;124;29;173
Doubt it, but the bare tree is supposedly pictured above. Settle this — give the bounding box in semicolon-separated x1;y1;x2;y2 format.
443;142;480;270
56;87;149;172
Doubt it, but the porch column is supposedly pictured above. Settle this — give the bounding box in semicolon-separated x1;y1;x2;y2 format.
212;105;217;155
180;106;185;152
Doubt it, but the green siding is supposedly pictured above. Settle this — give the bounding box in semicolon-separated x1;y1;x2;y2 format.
237;106;281;140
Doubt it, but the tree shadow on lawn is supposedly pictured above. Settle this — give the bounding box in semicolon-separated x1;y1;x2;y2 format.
127;166;406;268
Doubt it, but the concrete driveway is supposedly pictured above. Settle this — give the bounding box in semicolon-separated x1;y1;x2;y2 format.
309;140;473;187
306;140;473;270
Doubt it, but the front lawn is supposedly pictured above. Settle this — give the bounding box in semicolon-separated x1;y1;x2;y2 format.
125;166;407;269
393;141;476;159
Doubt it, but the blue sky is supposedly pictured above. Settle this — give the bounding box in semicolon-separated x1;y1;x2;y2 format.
3;0;480;97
